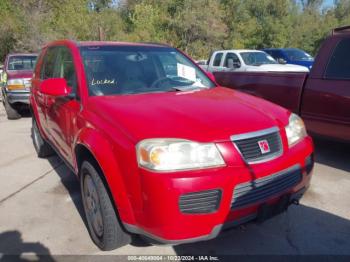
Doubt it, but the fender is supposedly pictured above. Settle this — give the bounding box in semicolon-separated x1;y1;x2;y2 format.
75;127;136;225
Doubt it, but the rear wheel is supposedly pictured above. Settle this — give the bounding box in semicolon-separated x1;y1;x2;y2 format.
80;161;131;250
31;117;55;158
4;99;21;120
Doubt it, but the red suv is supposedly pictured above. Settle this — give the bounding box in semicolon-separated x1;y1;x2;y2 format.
30;40;314;250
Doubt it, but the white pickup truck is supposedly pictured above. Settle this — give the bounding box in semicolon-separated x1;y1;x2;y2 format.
200;49;309;73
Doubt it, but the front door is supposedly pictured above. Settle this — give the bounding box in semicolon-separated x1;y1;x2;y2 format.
45;46;80;164
34;47;60;135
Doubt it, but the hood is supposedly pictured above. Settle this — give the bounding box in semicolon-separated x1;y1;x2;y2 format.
87;87;290;143
6;70;33;79
245;64;309;72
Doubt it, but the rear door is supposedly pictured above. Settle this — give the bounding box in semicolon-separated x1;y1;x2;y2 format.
45;46;81;164
301;37;350;141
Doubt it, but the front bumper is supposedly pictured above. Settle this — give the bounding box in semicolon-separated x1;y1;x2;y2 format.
124;136;314;244
5;90;30;104
124;186;308;244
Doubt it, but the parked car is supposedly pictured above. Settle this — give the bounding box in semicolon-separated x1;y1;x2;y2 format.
1;53;37;119
214;25;350;142
262;48;314;69
30;40;314;250
203;50;309;73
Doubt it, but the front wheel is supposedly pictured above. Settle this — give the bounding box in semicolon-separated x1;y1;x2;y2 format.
80;161;131;250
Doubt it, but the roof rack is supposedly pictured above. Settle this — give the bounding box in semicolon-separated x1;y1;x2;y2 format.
332;25;350;35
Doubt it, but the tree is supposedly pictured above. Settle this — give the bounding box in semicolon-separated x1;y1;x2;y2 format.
167;0;228;57
127;2;166;42
0;0;348;61
0;0;25;60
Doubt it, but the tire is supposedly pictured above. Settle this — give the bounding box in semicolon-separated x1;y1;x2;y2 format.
80;161;131;251
4;99;21;120
31;117;55;158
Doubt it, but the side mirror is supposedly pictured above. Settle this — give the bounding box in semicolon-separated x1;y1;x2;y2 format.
228;58;240;69
206;72;216;83
40;78;72;97
278;58;287;64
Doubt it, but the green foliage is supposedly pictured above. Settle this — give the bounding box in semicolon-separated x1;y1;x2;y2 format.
127;2;166;42
166;0;227;57
1;0;350;61
0;0;26;59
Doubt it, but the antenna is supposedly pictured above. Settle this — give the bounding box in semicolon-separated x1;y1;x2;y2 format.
99;27;104;41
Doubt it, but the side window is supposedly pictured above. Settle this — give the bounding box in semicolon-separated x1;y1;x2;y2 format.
213;53;223;67
270;51;278;59
224;53;241;68
40;47;59;80
325;38;350;80
53;47;78;94
34;51;45;79
264;50;273;57
274;51;285;60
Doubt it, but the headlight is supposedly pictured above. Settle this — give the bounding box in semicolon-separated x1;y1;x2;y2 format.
137;139;225;171
285;113;307;147
7;78;25;90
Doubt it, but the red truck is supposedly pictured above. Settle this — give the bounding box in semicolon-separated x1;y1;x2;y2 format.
213;26;350;142
30;40;313;250
1;53;37;119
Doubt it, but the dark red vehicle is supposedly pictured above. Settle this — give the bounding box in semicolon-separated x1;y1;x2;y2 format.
30;40;314;250
213;26;350;142
1;53;37;119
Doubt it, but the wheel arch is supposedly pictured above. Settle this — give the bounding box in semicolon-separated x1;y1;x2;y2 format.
74;130;136;225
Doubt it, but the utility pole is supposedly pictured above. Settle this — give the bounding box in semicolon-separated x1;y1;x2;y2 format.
99;27;104;41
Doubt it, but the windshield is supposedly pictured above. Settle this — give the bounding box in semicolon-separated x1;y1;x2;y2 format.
80;46;215;96
240;52;277;66
284;49;314;61
7;56;37;71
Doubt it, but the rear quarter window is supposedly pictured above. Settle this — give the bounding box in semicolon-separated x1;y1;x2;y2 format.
325;38;350;80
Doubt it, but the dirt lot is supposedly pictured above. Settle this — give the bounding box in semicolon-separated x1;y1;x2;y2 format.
0;103;349;258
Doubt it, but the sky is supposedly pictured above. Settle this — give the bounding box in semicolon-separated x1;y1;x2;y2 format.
323;0;335;8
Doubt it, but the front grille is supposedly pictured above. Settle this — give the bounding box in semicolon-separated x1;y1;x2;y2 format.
24;78;32;90
179;189;222;214
231;127;282;163
231;165;302;209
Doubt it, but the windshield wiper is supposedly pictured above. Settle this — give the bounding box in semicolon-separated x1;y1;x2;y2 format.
169;85;203;92
119;86;204;95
